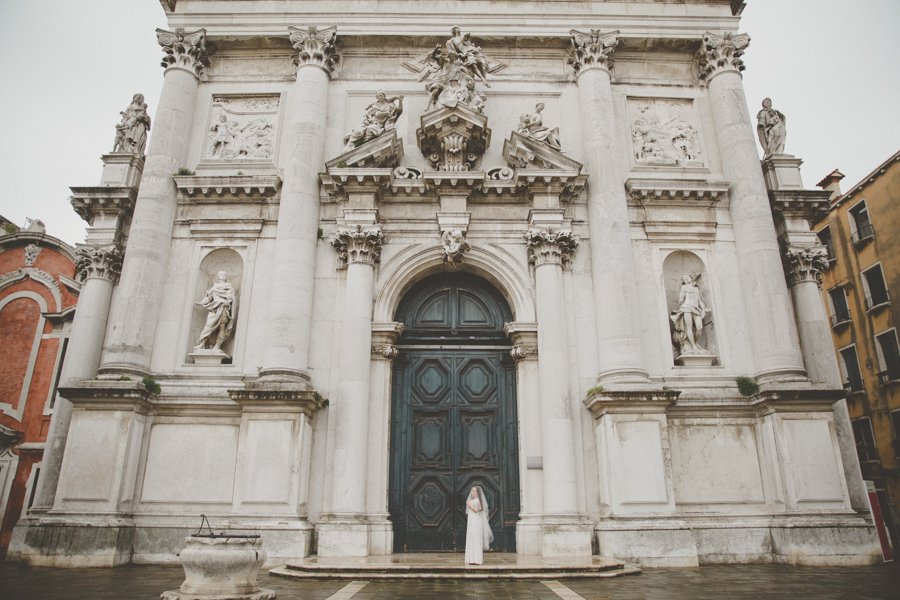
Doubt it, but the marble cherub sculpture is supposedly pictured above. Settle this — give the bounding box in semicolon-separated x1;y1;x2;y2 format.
195;270;236;352
756;98;786;158
670;273;711;356
342;91;404;152
113;93;151;156
420;27;491;111
441;229;471;263
516;103;563;152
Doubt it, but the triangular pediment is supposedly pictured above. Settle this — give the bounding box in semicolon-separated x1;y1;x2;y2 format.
325;130;404;169
503;131;583;171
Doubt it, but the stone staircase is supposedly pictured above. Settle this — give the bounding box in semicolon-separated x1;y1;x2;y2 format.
269;553;641;580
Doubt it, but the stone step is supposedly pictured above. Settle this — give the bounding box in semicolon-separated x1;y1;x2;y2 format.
270;565;641;580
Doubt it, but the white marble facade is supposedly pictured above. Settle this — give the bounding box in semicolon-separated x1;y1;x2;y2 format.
12;0;881;568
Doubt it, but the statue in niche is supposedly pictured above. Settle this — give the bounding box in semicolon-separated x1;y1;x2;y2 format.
441;229;471;263
342;91;405;152
195;270;235;352
756;98;786;157
420;27;490;111
516;103;563;152
113;94;151;156
670;273;711;356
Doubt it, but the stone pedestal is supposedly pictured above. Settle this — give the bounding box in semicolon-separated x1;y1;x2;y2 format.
189;348;231;365
161;536;274;600
675;353;717;367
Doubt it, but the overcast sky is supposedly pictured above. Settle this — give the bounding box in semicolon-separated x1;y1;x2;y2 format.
0;1;897;246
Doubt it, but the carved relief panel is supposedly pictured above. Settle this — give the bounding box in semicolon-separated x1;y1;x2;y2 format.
201;94;281;164
628;98;704;168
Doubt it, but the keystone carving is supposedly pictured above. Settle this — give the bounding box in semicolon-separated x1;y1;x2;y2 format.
525;229;578;268
156;28;209;76
24;244;42;267
698;31;751;81
568;29;619;75
289;25;339;72
441;229;471;264
782;245;828;285
331;225;384;266
75;244;123;283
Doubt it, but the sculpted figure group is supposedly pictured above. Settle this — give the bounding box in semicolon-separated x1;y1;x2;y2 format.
113;93;151;156
342;91;404;152
420;27;491;111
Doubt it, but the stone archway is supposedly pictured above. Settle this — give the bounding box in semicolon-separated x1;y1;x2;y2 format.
388;272;520;552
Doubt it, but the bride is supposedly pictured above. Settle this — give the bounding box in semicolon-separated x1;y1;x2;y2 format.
464;486;493;564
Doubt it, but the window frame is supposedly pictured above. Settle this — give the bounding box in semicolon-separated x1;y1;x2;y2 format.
875;328;900;384
838;343;865;394
851;416;878;462
861;262;891;312
827;285;852;328
817;225;836;264
848;198;875;246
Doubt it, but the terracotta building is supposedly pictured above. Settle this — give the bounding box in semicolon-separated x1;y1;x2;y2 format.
815;150;900;551
0;222;78;556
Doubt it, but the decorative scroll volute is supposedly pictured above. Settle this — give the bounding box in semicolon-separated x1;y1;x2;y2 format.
782;245;829;286
289;25;339;73
568;29;619;75
331;226;384;266
156;28;209;77
698;31;751;81
75;244;124;284
525;229;579;268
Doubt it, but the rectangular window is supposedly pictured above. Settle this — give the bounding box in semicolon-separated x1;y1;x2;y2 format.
840;345;864;393
852;417;878;462
876;330;900;383
828;287;851;326
891;410;900;439
863;264;890;310
46;338;68;411
850;201;875;245
818;226;836;262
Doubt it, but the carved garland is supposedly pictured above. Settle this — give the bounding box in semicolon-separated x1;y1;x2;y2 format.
75;244;124;283
782;245;829;286
331;226;384;266
568;29;619;75
156;28;209;76
525;229;579;268
289;25;339;72
698;31;751;81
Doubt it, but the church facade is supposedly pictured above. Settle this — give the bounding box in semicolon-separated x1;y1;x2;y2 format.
12;0;882;567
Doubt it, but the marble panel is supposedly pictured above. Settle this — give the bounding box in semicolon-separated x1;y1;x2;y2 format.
241;420;293;504
616;420;668;504
783;419;844;502
58;417;119;501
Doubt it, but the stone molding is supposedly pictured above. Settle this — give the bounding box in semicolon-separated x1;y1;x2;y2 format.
525;229;578;268
24;244;42;267
58;380;155;414
568;29;619;76
228;387;323;415
0;423;23;457
75;244;123;284
326;130;403;170
0;268;61;302
503;130;585;172
289;25;339;74
782;244;829;286
583;389;681;418
698;31;750;81
174;175;282;200
156;28;210;77
331;225;384;266
625;178;729;206
416;104;490;172
70;190;137;225
768;189;831;223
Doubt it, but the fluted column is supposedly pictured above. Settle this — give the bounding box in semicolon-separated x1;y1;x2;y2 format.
33;245;123;510
700;32;806;383
569;30;651;387
319;226;383;557
100;28;208;375
527;229;591;556
258;26;338;384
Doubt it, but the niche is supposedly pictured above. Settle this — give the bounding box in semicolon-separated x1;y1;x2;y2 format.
187;248;243;365
663;250;718;366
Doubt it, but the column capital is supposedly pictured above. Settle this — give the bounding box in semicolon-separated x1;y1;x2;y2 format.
698;31;751;82
526;229;578;268
75;243;123;284
782;244;828;286
568;29;619;76
156;28;210;77
289;25;339;74
331;225;384;266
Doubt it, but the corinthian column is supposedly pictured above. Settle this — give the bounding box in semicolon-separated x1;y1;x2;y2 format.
33;245;122;510
100;28;209;375
258;26;338;386
700;32;806;383
569;30;651;387
526;229;591;556
318;226;383;557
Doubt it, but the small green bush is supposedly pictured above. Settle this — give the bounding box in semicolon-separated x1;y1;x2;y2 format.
586;385;605;396
236;171;244;176
142;376;161;395
174;168;196;176
736;376;759;397
4;223;18;234
336;162;350;168
317;227;324;241
118;376;131;381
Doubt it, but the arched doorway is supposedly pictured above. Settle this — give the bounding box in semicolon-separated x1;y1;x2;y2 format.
389;272;520;552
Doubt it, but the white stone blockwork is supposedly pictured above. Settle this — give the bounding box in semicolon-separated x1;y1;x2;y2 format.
18;0;880;569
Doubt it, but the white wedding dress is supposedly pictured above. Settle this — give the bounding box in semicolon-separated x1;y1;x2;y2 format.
464;486;493;565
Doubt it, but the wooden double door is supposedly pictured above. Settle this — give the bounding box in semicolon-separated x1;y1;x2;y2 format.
389;274;520;552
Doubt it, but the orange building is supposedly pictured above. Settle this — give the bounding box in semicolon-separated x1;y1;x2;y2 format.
815;149;900;551
0;222;78;555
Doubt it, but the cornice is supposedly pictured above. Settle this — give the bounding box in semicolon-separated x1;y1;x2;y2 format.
0;232;76;263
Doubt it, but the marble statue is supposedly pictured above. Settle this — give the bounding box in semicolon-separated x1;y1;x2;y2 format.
756;98;786;158
195;271;235;351
670;273;711;355
208;114;236;158
113;94;151;156
441;229;471;263
420;27;490;111
516;103;562;152
343;91;405;151
23;218;46;234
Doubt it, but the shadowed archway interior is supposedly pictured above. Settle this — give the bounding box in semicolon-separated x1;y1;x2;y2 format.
389;272;520;552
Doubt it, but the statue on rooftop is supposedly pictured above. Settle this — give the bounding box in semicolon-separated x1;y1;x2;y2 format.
113;94;152;156
420;27;491;111
342;91;404;152
756;98;786;157
516;103;562;152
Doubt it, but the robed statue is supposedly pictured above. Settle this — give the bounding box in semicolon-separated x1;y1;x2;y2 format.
756;98;786;158
671;273;711;356
195;270;235;351
113;94;151;156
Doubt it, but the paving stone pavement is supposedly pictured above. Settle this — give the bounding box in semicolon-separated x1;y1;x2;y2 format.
1;562;899;600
